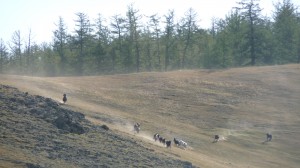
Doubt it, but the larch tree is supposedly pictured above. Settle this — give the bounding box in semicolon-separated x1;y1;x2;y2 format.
217;18;230;67
125;4;141;72
226;10;246;66
273;0;299;63
236;0;262;66
0;38;8;73
53;16;68;75
163;10;175;71
74;12;91;75
142;23;153;71
180;8;198;69
110;14;126;72
149;14;162;70
9;30;22;72
25;29;33;74
94;14;110;72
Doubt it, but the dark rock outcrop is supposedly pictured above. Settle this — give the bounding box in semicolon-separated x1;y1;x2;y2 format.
100;124;109;131
0;85;87;134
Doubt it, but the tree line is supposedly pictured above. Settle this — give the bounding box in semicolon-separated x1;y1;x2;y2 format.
0;0;299;76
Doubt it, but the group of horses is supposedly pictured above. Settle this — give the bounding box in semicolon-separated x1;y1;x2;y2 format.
133;122;273;149
62;94;272;149
153;133;172;148
133;124;188;149
153;133;188;149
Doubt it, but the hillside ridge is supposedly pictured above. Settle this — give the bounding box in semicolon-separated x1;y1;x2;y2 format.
0;85;194;168
1;64;300;168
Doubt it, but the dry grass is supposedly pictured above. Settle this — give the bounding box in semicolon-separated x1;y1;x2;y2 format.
1;64;300;168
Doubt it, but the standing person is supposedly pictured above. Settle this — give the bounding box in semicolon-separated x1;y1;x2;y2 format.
63;94;67;104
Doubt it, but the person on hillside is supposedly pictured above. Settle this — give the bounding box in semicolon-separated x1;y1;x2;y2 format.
63;94;67;104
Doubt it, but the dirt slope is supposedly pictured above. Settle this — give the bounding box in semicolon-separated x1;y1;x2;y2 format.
1;64;300;168
0;85;193;168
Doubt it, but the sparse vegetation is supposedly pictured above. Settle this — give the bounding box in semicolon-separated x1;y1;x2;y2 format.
0;85;193;168
0;64;300;167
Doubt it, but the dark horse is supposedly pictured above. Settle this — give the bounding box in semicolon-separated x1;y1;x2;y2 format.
266;133;272;142
213;135;220;143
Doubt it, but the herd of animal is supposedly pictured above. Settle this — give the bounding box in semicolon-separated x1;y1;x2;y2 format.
153;133;188;149
134;124;190;149
153;133;173;148
133;122;272;149
62;93;273;150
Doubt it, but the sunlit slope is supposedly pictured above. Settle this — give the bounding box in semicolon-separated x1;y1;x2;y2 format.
1;64;300;168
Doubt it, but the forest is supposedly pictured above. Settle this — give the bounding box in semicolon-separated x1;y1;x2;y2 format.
0;0;299;76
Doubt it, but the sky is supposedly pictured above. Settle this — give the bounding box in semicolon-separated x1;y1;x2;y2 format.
0;0;299;44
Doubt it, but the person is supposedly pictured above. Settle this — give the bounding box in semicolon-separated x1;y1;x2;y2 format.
63;94;67;104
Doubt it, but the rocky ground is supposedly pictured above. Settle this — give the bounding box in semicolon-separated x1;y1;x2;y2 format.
0;85;194;168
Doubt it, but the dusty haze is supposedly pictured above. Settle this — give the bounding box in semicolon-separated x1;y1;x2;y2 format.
1;64;300;168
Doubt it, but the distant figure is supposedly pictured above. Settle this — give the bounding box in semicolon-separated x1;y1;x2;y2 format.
133;123;140;133
166;140;172;148
63;94;67;104
174;138;187;148
159;137;166;145
174;138;180;146
153;133;160;141
213;135;220;142
266;133;272;142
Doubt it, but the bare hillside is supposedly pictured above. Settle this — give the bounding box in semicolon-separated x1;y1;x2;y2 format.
1;64;300;168
0;85;193;168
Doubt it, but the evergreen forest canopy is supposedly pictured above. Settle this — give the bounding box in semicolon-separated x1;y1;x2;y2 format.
0;0;299;76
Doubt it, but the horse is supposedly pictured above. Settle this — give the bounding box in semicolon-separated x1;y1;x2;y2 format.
266;133;272;142
166;140;172;148
213;135;220;142
153;133;160;141
174;138;187;148
133;123;140;133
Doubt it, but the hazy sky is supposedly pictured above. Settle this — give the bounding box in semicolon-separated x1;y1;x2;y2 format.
1;0;299;44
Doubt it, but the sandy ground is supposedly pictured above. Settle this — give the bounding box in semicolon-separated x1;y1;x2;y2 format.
1;64;300;168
